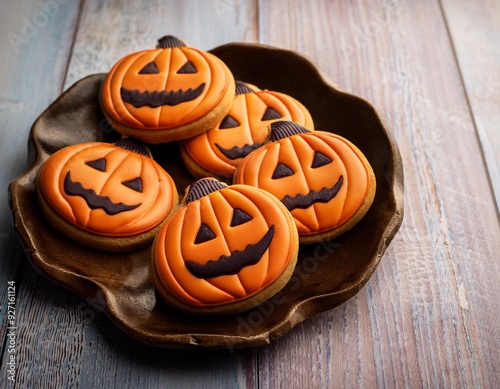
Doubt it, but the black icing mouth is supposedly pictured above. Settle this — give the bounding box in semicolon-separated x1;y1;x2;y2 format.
215;142;263;160
64;171;141;215
281;176;343;211
185;225;275;279
120;83;205;108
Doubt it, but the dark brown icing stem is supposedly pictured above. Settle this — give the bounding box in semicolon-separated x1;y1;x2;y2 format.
270;121;310;141
114;138;150;157
235;81;254;95
185;178;227;203
157;35;186;48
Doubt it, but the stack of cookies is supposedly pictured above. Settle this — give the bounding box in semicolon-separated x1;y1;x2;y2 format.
37;36;376;315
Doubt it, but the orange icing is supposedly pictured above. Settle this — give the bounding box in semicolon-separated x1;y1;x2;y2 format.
154;182;295;306
101;46;232;129
39;142;177;237
234;131;372;236
182;87;313;178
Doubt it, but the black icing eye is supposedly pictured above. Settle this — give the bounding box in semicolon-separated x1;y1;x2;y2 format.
122;177;143;193
261;107;282;121
272;162;294;179
230;208;253;227
177;61;197;74
311;151;332;168
195;223;216;244
219;115;240;129
85;158;106;172
139;61;159;74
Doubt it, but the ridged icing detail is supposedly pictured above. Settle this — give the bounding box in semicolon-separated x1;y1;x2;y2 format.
114;138;150;157
156;35;186;48
235;81;254;95
185;178;227;203
270;121;310;141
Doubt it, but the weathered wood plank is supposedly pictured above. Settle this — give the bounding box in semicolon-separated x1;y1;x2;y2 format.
4;0;258;388
79;310;257;389
257;0;500;387
11;264;256;389
0;0;80;365
64;0;257;88
3;0;499;387
440;0;500;212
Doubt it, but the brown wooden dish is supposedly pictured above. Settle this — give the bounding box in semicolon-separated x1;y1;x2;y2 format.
9;43;404;348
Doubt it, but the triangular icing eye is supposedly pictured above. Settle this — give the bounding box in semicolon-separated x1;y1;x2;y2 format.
311;151;332;168
85;158;106;172
261;107;282;121
219;115;240;129
272;162;294;179
230;208;253;227
195;223;216;244
139;61;159;74
177;61;197;74
122;177;143;193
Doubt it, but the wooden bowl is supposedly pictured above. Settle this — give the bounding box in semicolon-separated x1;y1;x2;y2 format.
9;43;404;348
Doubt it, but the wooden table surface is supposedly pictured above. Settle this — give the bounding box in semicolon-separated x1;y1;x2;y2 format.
1;1;499;388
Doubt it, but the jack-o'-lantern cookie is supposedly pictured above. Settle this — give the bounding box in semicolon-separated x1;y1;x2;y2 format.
37;138;178;252
100;35;235;144
152;177;299;315
180;81;314;180
234;121;376;244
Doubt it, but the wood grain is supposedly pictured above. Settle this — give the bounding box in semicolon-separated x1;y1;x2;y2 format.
441;0;500;212
1;0;499;387
0;0;80;360
257;0;500;387
63;0;257;89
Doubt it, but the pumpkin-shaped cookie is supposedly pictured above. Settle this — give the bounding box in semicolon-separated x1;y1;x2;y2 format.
37;138;178;252
180;81;314;180
152;177;299;315
100;35;235;143
234;121;376;244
